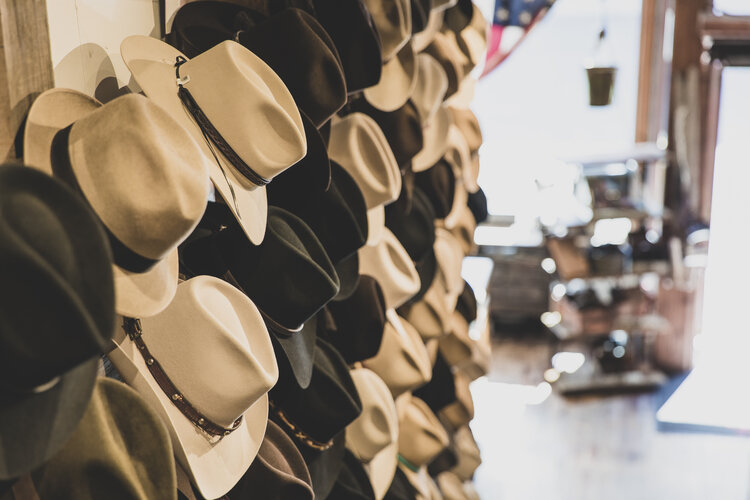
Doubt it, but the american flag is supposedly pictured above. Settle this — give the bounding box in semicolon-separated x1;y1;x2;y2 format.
482;0;556;77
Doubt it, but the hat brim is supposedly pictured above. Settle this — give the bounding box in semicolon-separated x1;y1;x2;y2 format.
412;106;451;172
271;316;318;389
108;332;268;500
23;88;179;318
121;35;268;245
332;252;360;302
413;8;444;52
398;464;434;499
366;435;398;500
0;357;98;479
364;42;417;112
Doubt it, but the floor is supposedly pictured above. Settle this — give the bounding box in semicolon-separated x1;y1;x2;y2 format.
470;338;750;500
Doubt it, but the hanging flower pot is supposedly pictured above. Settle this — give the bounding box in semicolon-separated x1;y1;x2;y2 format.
586;65;617;106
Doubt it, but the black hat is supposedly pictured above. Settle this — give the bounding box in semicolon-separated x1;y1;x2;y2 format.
268;161;368;266
467;187;488;224
386;186;436;263
0;165;115;479
427;446;459;477
180;206;340;388
168;2;346;127
327;449;377;500
414;159;456;219
411;0;431;34
312;0;383;93
270;337;362;499
413;352;457;414
455;280;478;323
344;97;424;171
325;275;387;364
384;466;419;500
442;0;473;33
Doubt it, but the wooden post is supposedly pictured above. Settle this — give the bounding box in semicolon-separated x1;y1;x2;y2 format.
0;0;53;160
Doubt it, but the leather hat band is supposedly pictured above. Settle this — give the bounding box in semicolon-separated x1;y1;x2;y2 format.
122;317;243;440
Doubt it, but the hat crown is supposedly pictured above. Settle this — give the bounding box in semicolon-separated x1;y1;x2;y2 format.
362;0;412;61
179;40;307;180
412;54;449;124
358;229;420;310
0;166;114;391
364;312;432;397
398;397;450;467
328;113;401;209
445;125;472;174
67;93;209;260
434;228;464;308
346;368;398;463
141;276;278;427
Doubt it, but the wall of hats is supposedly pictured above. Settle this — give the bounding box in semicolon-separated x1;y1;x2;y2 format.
2;1;491;499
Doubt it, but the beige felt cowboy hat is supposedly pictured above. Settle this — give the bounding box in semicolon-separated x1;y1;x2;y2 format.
364;40;419;112
358;229;421;309
362;0;412;62
444;124;477;194
23;90;210;318
413;6;444;53
434;227;465;310
437;471;470;500
328;112;402;246
439;311;474;367
108;276;278;499
401;282;452;340
399;464;443;500
346;367;399;500
449;204;478;256
451;425;482;481
412;105;452;173
364;310;433;398
121;35;306;245
411;53;449;126
398;394;450;469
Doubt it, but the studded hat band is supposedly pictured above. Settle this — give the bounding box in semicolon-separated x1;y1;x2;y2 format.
269;400;334;451
122;317;243;439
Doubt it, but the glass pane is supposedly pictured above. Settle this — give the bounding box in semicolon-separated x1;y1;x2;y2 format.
713;0;750;16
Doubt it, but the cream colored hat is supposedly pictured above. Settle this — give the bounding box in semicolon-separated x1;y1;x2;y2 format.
437;471;470;500
359;229;421;309
399;464;442;500
445;76;476;109
449;204;478;256
434;228;465;310
362;0;412;61
328;112;402;245
439;311;474;366
398;395;450;468
456;315;492;381
463;4;489;68
412;105;452;172
412;53;449;124
413;7;444;52
121;36;306;245
451;426;482;481
23;90;210;318
439;370;474;430
108;276;278;499
365;40;418;112
444;124;477;194
463;480;481;500
346;368;399;500
364;310;432;397
402;283;451;340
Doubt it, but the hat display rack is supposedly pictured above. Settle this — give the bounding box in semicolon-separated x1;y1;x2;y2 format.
1;0;492;499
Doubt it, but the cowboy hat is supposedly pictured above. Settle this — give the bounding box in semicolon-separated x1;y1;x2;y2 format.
397;394;450;468
361;0;412;61
364;310;432;397
450;426;482;481
359;229;421;310
108;275;278;499
0;165;115;479
411;54;449;126
168;3;347;127
31;378;176;499
365;41;418;112
121;35;306;245
412;106;452;173
439;370;475;430
346;368;400;500
399;277;451;340
413;352;457;414
180;206;340;388
23;90;209;318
